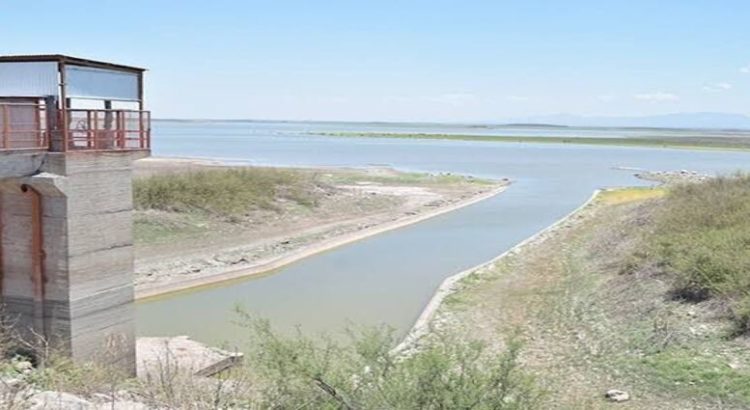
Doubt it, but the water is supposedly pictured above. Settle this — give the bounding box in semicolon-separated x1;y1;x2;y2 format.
136;121;750;349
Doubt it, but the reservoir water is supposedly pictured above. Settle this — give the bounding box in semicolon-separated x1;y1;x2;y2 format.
136;121;750;348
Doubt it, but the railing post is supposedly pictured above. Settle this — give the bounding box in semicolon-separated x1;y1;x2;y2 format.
120;111;128;148
1;105;9;149
116;111;124;149
61;109;69;152
35;103;43;148
139;111;145;149
86;111;92;149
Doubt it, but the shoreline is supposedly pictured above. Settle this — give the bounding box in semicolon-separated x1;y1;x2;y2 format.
135;183;509;301
312;132;750;152
395;188;603;353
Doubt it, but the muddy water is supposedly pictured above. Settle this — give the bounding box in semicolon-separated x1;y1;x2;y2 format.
136;122;750;349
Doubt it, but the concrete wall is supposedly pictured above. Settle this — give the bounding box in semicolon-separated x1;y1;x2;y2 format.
0;151;144;375
0;151;46;179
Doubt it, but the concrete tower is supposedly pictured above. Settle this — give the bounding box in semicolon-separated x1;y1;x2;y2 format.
0;55;150;375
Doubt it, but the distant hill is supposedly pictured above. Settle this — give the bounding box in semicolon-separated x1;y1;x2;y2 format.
505;112;750;130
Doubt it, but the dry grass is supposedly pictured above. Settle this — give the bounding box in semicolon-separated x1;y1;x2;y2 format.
598;186;666;205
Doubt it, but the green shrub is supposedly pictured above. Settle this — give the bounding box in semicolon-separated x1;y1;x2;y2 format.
237;313;542;409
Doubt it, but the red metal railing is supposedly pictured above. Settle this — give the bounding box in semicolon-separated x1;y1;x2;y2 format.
0;103;48;150
62;109;151;151
0;103;150;152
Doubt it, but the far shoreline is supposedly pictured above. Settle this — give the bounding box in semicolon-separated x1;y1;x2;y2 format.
310;131;750;152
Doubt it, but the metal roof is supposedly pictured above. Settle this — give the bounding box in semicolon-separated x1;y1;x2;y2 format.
0;54;146;73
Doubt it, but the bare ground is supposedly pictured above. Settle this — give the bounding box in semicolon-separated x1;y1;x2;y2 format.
422;187;750;409
133;158;508;299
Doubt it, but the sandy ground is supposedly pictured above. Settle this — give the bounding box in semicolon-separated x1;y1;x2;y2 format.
133;158;509;299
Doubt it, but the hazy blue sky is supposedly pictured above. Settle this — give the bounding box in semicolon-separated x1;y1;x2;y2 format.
3;1;749;121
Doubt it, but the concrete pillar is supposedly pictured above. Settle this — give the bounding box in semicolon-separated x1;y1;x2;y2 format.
0;151;145;375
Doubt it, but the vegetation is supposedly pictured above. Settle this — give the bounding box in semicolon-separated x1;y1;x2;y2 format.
134;168;323;218
232;315;542;410
0;314;541;409
635;174;750;334
639;349;750;404
313;132;750;151
321;169;496;187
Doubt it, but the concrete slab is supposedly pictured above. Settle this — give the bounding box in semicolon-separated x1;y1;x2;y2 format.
136;336;243;378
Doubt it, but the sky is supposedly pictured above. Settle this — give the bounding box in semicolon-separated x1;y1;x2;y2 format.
2;1;750;122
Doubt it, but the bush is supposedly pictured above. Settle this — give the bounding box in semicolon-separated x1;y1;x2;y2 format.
237;314;542;409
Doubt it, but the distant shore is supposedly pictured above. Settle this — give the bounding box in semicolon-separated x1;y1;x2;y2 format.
311;131;750;151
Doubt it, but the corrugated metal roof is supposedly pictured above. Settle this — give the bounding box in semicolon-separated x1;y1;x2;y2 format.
0;54;146;73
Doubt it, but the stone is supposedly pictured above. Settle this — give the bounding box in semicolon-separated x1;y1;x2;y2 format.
28;391;92;409
0;376;23;388
13;360;33;373
94;400;149;410
92;393;113;402
136;336;243;378
605;389;630;402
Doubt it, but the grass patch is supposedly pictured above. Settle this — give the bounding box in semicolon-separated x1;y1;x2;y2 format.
320;170;496;187
638;349;750;404
598;187;666;205
134;211;210;245
134;168;323;218
636;174;750;334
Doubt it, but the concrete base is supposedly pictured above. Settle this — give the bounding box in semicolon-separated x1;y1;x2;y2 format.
1;151;147;375
136;336;243;378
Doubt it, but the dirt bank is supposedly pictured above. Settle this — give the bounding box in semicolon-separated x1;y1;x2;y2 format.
133;158;509;299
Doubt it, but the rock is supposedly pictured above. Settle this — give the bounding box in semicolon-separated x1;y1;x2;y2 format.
0;376;24;388
13;360;33;373
137;336;243;378
605;389;630;402
94;400;149;410
92;392;113;402
28;391;92;409
28;391;150;410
